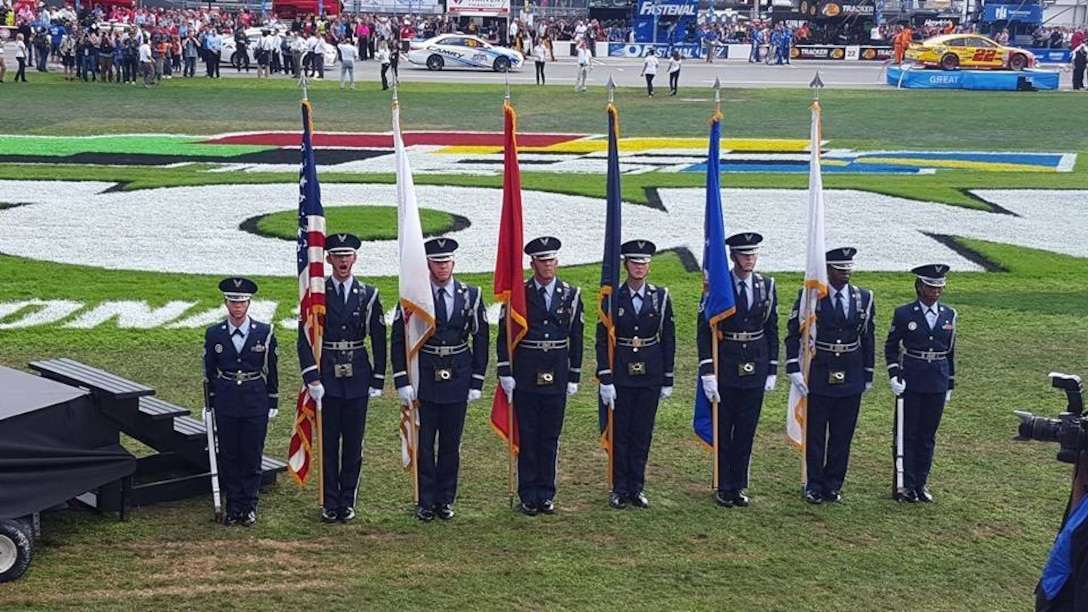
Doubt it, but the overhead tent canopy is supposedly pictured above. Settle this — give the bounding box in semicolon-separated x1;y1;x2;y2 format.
0;366;135;520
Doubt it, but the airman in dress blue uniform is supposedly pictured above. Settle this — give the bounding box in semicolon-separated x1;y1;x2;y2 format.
697;232;779;508
885;264;957;503
785;247;876;504
497;236;585;516
298;233;387;523
392;238;489;522
596;240;676;510
203;277;279;527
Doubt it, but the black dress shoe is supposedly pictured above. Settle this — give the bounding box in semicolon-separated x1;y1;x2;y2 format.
436;504;455;520
714;491;734;508
240;510;257;527
803;490;823;505
321;508;339;523
224;512;240;526
630;492;649;509
824;490;842;503
518;502;539;516
539;500;555;515
339;507;356;522
732;490;750;507
609;493;627;509
416;505;435;522
899;489;919;503
916;486;934;503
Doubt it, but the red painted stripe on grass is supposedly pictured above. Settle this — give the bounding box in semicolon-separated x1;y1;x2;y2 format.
200;132;583;148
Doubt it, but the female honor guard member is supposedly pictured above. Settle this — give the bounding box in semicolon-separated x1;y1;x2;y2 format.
785;247;875;505
203;277;279;527
497;236;585;516
596;240;676;509
298;233;387;523
885;264;956;503
697;232;779;508
392;238;489;522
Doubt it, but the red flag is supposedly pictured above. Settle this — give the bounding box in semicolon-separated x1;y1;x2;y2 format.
489;102;528;450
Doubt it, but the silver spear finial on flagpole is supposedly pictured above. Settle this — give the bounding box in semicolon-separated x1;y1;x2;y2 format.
810;70;824;101
713;76;721;113
299;73;309;101
607;75;616;104
504;69;511;102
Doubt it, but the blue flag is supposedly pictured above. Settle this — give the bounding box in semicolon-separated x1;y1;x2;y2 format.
598;104;622;443
693;114;735;447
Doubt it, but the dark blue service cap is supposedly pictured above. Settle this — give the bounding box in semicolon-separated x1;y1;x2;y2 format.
725;232;763;254
912;264;950;287
524;236;562;260
425;237;459;262
327;233;362;255
826;247;858;270
219;277;259;302
621;239;657;263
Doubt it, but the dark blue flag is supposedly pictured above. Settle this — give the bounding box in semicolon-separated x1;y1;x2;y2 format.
598;103;622;446
693;114;736;448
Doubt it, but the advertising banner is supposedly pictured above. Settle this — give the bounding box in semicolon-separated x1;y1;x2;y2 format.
607;41;728;59
632;0;699;43
447;0;511;15
982;4;1043;23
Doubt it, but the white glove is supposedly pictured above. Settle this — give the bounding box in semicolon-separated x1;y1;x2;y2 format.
865;382;873;394
945;390;952;404
701;375;720;403
660;386;673;400
566;383;578;397
268;408;278;419
397;385;415;406
764;374;777;392
467;389;482;403
307;382;325;402
890;377;906;396
368;387;382;398
787;372;808;396
499;376;516;404
599;383;616;408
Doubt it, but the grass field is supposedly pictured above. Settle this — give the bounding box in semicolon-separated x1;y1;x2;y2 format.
0;77;1087;611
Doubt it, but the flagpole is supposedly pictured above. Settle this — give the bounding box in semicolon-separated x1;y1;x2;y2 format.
504;84;517;510
605;76;617;494
710;77;722;494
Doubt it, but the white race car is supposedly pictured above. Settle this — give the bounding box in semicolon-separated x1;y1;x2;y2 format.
407;34;523;72
221;28;338;69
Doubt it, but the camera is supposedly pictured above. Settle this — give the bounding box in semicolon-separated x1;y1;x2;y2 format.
1014;373;1086;464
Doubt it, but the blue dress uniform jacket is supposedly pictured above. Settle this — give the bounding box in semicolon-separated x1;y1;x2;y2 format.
884;301;957;393
697;273;779;388
595;283;676;388
298;278;387;398
391;280;489;403
785;285;875;397
497;278;585;393
204;319;279;416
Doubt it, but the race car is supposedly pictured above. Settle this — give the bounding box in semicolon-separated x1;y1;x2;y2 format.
406;34;524;72
905;34;1035;71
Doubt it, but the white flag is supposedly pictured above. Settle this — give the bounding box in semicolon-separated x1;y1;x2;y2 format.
787;101;829;459
394;101;435;470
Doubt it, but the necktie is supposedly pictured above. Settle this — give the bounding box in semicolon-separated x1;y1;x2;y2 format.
737;281;748;314
336;282;345;303
436;288;448;324
927;308;937;329
835;292;846;319
632;293;643;315
539;286;549;310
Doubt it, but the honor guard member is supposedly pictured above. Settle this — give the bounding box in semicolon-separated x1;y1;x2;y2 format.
392;238;489;522
697;232;780;508
885;264;956;503
203;278;279;527
596;240;676;509
298;233;387;523
785;247;875;504
497;236;585;516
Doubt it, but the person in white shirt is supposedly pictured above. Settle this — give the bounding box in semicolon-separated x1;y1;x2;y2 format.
138;39;154;87
532;38;547;85
377;39;391;90
338;38;357;90
256;31;271;78
574;37;590;92
640;49;658;97
14;33;27;82
667;50;681;96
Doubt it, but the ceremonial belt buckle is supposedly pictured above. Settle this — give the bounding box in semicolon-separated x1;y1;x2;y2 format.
435;368;453;382
324;340;365;351
906;349;947;362
828;370;846;384
536;370;555;386
724;331;763;343
422;342;469;357
218;370;262;385
333;363;354;379
628;362;647;376
816;340;860;356
737;362;756;377
522;339;570;352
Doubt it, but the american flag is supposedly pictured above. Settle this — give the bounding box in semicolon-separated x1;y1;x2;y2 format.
288;99;326;486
